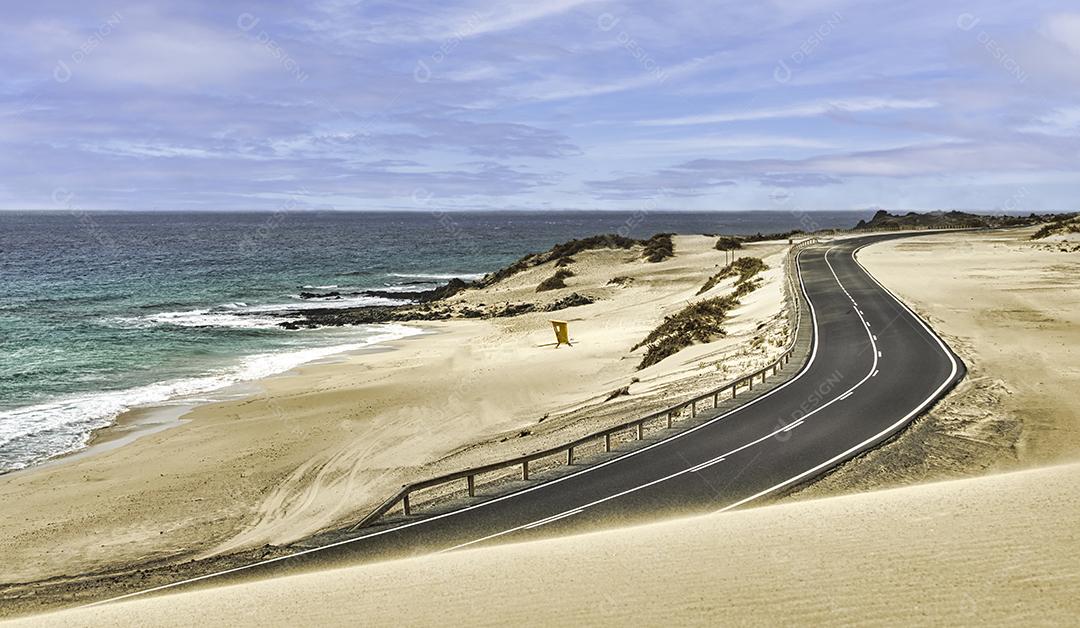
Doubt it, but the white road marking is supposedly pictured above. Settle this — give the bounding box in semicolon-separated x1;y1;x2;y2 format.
523;509;582;530
89;237;956;609
442;245;882;553
688;455;727;473
86;247;828;608
838;391;854;401
713;242;959;514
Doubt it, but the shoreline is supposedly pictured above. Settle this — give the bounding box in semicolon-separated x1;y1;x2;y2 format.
0;323;431;478
0;235;792;592
78;325;437;469
5;225;1074;617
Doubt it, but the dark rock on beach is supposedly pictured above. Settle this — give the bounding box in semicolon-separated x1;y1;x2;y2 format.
544;292;594;311
360;278;472;303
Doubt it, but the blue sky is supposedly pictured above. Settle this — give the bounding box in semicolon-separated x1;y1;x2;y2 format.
3;1;1078;211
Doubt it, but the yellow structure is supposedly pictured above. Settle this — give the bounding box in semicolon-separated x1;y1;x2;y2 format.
549;320;571;347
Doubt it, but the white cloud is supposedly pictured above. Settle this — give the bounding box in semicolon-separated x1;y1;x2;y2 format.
636;98;939;126
1021;106;1080;137
452;0;601;40
329;0;602;44
1040;12;1080;56
71;17;281;88
511;52;718;102
596;135;836;158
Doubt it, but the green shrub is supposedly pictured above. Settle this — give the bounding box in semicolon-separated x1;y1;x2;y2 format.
536;268;575;292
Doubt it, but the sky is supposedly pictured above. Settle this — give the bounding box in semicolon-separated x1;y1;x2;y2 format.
2;0;1078;212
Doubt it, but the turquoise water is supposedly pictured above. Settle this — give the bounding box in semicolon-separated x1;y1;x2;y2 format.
0;210;868;471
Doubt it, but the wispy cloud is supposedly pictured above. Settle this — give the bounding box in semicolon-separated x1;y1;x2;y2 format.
0;0;1078;211
635;98;939;126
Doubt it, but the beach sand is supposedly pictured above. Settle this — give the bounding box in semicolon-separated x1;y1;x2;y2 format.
8;227;1076;623
12;462;1079;627
797;226;1080;497
0;236;790;591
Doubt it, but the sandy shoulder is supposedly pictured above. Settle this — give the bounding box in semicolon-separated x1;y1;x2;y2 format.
14;462;1080;627
0;236;791;585
800;227;1080;496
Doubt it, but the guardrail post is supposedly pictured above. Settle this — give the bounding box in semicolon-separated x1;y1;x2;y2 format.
353;240;812;533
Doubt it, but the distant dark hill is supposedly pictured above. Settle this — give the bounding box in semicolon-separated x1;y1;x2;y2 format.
854;209;1051;231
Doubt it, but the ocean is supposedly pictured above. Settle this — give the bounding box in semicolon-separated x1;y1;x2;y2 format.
0;210;869;472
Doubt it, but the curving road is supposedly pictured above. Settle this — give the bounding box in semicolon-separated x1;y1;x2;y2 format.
92;232;966;604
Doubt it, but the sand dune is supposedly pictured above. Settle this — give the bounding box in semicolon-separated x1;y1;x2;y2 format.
799;226;1080;497
12;462;1079;626
7;228;1076;624
0;236;790;588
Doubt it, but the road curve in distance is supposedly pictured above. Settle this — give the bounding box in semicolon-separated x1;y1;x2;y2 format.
87;232;966;606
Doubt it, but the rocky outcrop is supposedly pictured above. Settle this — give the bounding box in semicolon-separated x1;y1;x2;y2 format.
853;209;1055;231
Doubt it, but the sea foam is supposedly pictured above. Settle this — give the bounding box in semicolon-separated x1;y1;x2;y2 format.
0;324;424;472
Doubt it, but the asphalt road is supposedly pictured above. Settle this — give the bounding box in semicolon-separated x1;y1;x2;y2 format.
93;232;965;604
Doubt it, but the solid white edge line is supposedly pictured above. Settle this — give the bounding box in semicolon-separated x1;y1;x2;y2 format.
92;235;954;605
84;245;826;608
522;509;583;530
713;239;959;514
442;245;882;552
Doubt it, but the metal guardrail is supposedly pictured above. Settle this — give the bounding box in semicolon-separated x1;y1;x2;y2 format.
352;237;820;529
